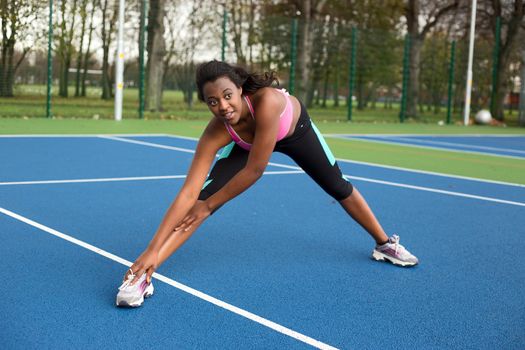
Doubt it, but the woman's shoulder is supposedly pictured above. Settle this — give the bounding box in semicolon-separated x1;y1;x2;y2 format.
252;86;280;97
200;117;231;145
250;87;285;109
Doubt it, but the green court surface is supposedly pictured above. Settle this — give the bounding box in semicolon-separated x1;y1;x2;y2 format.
1;117;524;185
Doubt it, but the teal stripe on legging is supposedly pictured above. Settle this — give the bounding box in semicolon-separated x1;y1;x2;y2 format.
311;123;336;166
203;142;236;190
218;142;235;160
202;179;213;190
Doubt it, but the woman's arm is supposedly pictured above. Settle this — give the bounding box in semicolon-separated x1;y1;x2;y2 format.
176;90;282;230
127;119;230;282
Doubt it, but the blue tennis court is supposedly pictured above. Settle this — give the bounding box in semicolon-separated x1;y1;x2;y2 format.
329;134;525;159
1;135;524;349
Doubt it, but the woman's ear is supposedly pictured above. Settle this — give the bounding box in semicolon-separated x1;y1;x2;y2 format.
239;86;243;96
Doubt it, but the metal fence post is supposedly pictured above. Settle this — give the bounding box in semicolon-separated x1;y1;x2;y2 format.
347;26;357;121
289;18;298;95
490;16;501;115
138;0;148;119
46;0;53;118
221;9;227;61
399;34;410;123
446;40;456;124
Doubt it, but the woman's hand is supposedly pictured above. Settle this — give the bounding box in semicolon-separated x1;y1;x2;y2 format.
125;248;159;285
175;200;212;233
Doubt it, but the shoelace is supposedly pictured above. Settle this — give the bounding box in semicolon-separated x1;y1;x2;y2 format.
118;273;135;291
390;234;402;255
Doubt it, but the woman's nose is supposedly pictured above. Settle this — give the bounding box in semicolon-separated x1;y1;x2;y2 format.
218;99;229;111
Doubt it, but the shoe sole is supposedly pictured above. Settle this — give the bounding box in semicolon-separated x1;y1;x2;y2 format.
116;284;154;308
372;250;418;267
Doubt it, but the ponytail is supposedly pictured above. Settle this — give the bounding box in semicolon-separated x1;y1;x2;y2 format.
196;60;279;101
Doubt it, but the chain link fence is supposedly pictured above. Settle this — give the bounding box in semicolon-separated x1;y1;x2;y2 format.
1;1;522;125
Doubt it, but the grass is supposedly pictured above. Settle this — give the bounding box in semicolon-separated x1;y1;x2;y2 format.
2;84;524;185
3;84;523;127
1;117;524;185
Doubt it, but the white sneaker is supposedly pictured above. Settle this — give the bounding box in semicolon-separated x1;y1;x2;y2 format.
372;235;419;267
116;272;154;307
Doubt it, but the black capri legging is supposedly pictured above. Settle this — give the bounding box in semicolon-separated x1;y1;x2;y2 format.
198;101;353;203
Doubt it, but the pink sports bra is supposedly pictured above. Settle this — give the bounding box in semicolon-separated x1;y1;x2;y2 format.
224;88;294;151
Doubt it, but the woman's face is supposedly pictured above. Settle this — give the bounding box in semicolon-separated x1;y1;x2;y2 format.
202;76;243;125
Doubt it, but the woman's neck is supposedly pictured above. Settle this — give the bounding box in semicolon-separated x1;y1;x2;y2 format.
239;95;252;123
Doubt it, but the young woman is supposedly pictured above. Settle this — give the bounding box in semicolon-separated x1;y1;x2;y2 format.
116;60;418;307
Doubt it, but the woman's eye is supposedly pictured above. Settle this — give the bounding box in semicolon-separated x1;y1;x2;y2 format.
225;94;232;99
208;100;217;106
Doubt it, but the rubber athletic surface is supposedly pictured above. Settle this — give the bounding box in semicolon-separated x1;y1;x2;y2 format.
1;135;524;349
332;134;525;159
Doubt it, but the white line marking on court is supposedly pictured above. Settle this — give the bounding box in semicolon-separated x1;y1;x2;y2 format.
165;134;199;141
344;175;525;207
101;135;302;170
334;158;525;188
99;135;198;154
327;135;525;160
2;170;522;206
0;171;304;186
3;133;524;138
0;134;167;138
0;175;187;186
0;206;339;350
157;134;200;141
384;135;525;154
3;133;522;186
14;132;525;187
264;170;305;175
162;134;525;187
113;134;525;190
324;133;525;138
99;135;525;206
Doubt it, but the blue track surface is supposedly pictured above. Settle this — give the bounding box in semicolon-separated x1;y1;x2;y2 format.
334;135;525;159
1;135;524;349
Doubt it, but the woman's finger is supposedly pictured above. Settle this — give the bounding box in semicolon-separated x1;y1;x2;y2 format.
181;215;193;226
146;266;155;284
126;263;140;280
131;267;146;285
174;219;188;230
123;268;131;280
175;216;193;231
184;216;196;227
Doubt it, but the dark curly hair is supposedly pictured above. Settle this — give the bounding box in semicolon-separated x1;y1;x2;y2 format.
196;60;279;101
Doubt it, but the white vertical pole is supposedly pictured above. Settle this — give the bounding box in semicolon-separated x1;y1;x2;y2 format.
114;0;125;121
519;47;525;126
463;0;477;126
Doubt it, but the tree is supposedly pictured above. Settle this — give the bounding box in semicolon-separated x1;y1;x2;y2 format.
419;33;450;114
404;0;459;118
57;0;78;97
100;0;117;100
335;0;404;112
145;0;166;111
479;0;525;120
226;0;259;67
164;0;217;108
74;0;89;97
293;0;328;105
0;0;46;97
519;43;525;126
81;1;96;97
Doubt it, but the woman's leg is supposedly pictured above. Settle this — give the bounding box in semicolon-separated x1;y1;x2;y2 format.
338;189;388;245
277;116;388;244
279;110;417;265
